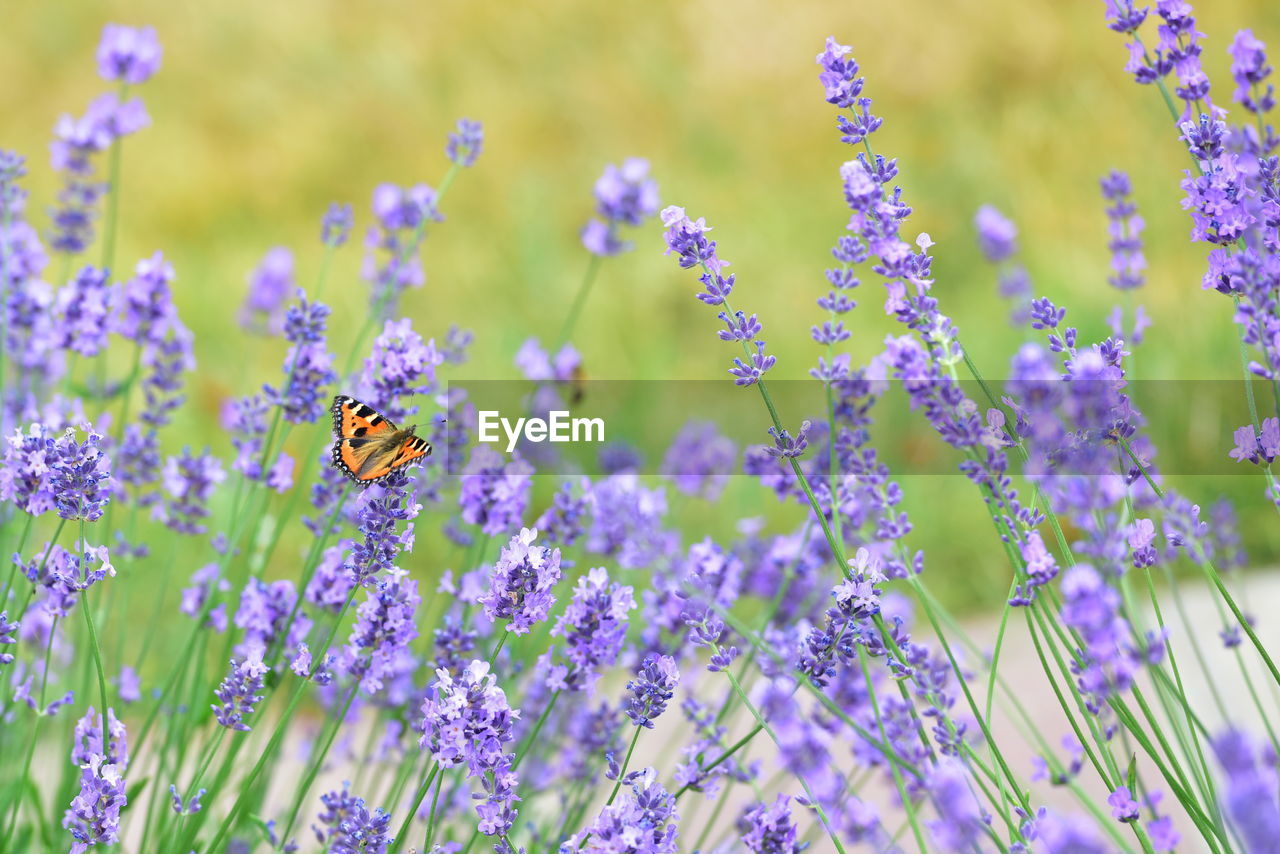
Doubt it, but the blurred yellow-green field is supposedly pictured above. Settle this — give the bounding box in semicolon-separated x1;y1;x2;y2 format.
4;0;1280;610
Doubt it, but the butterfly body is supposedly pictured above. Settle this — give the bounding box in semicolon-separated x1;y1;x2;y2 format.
330;395;432;484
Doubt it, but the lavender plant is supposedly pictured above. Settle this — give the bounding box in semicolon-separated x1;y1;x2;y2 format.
4;10;1280;854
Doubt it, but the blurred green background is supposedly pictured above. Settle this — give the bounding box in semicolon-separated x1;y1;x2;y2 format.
4;0;1280;611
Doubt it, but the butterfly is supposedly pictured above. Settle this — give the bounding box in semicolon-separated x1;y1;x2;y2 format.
330;395;432;485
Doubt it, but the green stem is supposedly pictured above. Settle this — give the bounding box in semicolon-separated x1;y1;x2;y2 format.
556;254;603;351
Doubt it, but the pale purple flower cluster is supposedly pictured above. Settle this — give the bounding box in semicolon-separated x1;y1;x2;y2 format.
96;24;162;84
459;446;532;536
315;784;394;853
155;447;225;534
446;118;485;168
582;158;660;256
418;660;522;838
739;795;805;854
239;246;294;335
212;655;268;731
545;567;636;692
321;202;354;248
480;527;562;635
48;426;112;522
586;474;673;569
350;470;420;584
54;266;112;356
344;570;420;694
624;653;679;729
660;420;734;500
662;206;778;385
568;768;678;853
64;706;129;853
358;318;442;423
363;182;441;318
266;291;337;424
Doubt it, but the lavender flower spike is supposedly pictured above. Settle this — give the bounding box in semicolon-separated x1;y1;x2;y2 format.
479;527;563;635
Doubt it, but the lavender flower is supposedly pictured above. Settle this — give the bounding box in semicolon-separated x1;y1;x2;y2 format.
1229;417;1280;465
974;205;1017;263
344;569;420;694
0;423;55;515
363;182;441;318
1107;785;1140;822
545;567;636;692
64;706;129;853
586;474;674;569
534;478;590;547
624;653;679;729
96;24;162;84
350;470;420;584
661;205;777;385
155;448;225;534
139;321;194;428
661;420;734;500
1100;170;1146;291
1230;29;1275;117
321;202;355;248
235;578;307;658
49;93;149;255
212;655;268;731
316;784;394;853
446;118;484;168
179;563;229;631
169;785;205;816
1213;728;1280;849
239;246;294;334
48;426;112;521
581;158;659;256
739;795;805;854
419;660;521;834
568;768;678;853
458;446;532;536
479;527;562;635
113;251;177;344
54;266;112;356
0;611;16;666
1060;564;1139;708
266;291;337;423
358;318;442;423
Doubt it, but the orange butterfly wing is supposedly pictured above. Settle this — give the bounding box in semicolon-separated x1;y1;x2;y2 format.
329;396;432;485
331;395;396;440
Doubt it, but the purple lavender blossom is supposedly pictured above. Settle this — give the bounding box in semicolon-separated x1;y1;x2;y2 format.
582;158;660;256
1060;564;1139;707
1100;170;1146;291
0;423;56;515
545;567;636;692
306;542;357;613
266;291;337;424
212;655;268;731
459;446;532;536
1230;30;1275;115
446;118;484;168
48;93;149;255
321;202;355;248
64;706;129;852
419;660;521;835
568;768;678;853
514;337;580;383
624;653;679;729
358;318;442;423
534;478;590;547
316;784;394;853
344;568;420;694
363;182;441;318
0;611;16;666
350;470;420;584
54;266;112;356
739;794;805;854
96;24;162;84
1212;728;1280;849
925;759;985;850
235;578;307;658
48;426;112;521
479;527;562;635
1107;785;1140;821
155;447;225;534
179;563;229;631
139;320;194;428
113;251;177;344
239;246;294;335
661;420;734;500
1229;417;1280;465
586;474;674;569
224;394;269;480
974;205;1018;263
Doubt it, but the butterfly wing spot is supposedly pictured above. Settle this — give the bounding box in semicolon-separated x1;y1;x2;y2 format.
331;395;396;440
